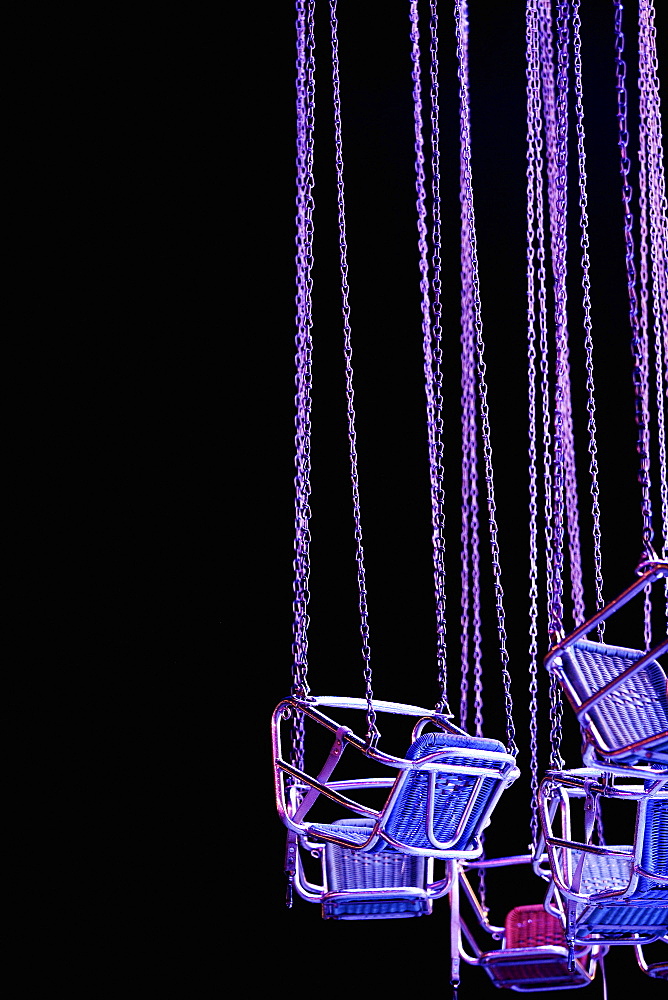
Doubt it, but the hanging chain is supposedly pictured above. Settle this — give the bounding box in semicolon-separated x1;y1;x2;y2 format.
410;0;452;718
640;0;668;626
526;0;544;853
330;0;379;747
455;0;517;756
538;0;565;770
573;0;606;638
291;0;316;774
429;0;449;716
548;0;570;643
614;0;655;566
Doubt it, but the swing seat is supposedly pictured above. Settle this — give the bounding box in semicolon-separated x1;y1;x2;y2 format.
544;561;668;769
567;846;668;943
477;905;595;991
537;771;668;947
273;697;519;863
546;637;668;767
307;730;517;858
320;819;433;920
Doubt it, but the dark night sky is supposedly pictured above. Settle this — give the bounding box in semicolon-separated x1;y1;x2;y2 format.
241;3;667;996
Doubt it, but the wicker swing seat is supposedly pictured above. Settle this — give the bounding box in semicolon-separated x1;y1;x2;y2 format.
274;697;519;919
538;772;668;946
476;905;597;991
544;561;668;769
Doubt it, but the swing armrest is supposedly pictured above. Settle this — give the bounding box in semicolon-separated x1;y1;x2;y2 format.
554;639;668;719
545;562;668;654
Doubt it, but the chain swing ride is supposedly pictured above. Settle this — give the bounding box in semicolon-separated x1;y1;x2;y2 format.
273;0;667;993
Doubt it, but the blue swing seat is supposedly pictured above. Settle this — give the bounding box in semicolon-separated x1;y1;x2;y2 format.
307;730;514;856
537;771;668;947
546;637;668;767
319;819;433;920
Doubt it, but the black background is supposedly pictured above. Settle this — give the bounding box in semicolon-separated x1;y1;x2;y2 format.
238;3;666;996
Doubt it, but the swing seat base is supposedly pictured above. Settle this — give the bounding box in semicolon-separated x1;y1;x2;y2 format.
477;904;595;991
320;819;432;920
322;890;431;920
479;948;594;992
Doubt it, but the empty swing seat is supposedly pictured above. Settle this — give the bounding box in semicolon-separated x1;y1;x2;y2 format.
308;730;516;857
537;771;668;946
320;819;433;920
477;905;595;991
544;561;668;769
545;637;668;767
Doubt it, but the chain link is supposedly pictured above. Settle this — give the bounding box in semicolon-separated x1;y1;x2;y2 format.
526;0;542;852
456;0;517;756
615;0;655;562
573;0;605;638
291;0;317;774
330;0;379;747
410;1;451;719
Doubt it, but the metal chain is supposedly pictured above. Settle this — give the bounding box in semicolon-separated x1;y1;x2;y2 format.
457;1;484;739
429;0;449;716
409;0;452;718
526;0;542;852
573;0;605;638
548;0;570;643
640;0;668;623
455;0;517;756
538;0;565;769
291;0;316;773
614;0;655;564
330;0;379;747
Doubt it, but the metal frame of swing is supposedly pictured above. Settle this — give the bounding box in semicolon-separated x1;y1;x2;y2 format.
277;0;523;923
447;856;605;992
533;766;668;950
544;561;668;770
273;696;520;919
634;940;668;980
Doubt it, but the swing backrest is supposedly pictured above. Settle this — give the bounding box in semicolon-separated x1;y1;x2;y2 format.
548;637;668;764
504;904;566;949
381;730;516;854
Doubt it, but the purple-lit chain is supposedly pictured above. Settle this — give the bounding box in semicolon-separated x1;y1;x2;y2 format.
455;0;517;756
458;0;471;731
573;0;605;637
458;2;484;739
557;5;586;632
456;0;488;914
538;0;565;769
640;0;668;623
637;3;654;648
409;1;451;718
526;0;542;853
614;0;656;568
428;0;449;716
330;0;379;746
458;0;472;731
549;0;570;643
291;0;316;772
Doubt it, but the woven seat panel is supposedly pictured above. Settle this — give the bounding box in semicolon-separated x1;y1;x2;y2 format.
383;732;508;851
322;894;430;919
571;846;634;896
325;833;426;892
505;904;567;948
639;800;668;889
577;901;668;931
561;640;668;759
309;817;377;848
